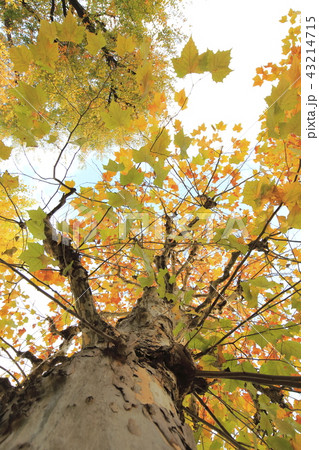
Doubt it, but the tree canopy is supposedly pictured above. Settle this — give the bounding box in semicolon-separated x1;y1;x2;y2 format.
0;3;301;449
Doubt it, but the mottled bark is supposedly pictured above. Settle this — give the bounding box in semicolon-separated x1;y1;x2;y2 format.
0;349;196;450
0;288;198;450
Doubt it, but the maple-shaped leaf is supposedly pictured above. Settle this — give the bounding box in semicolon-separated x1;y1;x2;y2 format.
203;49;232;82
101;102;132;129
172;37;200;77
279;112;301;138
86;30;106;56
57;10;85;44
215;121;227;131
38;20;57;43
12;81;47;112
115;34;136;57
174;89;188;110
103;160;125;172
106;191;142;211
266;79;299;111
30;34;59;72
9;46;33;72
0;171;19;189
253;74;263;86
0;141;13;160
19;243;45;271
174;129;192;159
266;103;285;138
120;168;144;186
233;123;242;133
132;244;154;275
281;182;300;208
154;166;170;188
138;274;156;288
150;128;171;159
136;62;153;95
26;207;47;239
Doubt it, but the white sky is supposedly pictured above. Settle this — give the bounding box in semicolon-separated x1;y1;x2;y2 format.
175;0;303;145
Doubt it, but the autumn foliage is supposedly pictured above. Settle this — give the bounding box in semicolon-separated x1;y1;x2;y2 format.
0;3;300;449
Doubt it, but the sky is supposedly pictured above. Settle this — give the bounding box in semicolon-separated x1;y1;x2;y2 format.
175;0;302;145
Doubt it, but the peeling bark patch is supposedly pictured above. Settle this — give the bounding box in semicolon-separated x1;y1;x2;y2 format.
1;342;196;449
127;418;141;436
142;403;193;450
109;402;119;413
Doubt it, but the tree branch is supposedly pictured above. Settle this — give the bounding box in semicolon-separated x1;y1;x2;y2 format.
196;370;301;390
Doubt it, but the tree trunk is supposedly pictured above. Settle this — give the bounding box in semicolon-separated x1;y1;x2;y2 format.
0;288;197;450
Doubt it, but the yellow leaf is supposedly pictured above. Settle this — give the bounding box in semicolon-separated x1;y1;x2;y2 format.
115;34;136;57
171;303;181;320
60;181;75;193
215;121;227;131
172;37;200;77
9;46;33;72
148;92;166;115
86;30;106;56
174;89;188;110
0;171;19;189
101;102;132;129
233;123;242;133
38;20;57;43
253;74;263;86
57;10;85;44
31;33;59;71
281;182;300;208
0;141;13;160
136;62;153;95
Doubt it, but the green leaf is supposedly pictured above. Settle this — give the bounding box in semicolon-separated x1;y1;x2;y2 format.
183;290;194;305
174;129;192;159
0;171;19;189
30;35;59;72
279;111;301;138
154;166;170;188
138;274;155;287
249;276;279;289
241;281;258;308
38;20;57;43
132;245;154;275
266;436;293;450
259;412;273;436
57;10;85;44
12;82;47;112
106;191;142;211
276;340;301;359
150;128;171;160
9;46;33;72
249;325;288;348
103;160;125;172
172;37;200;77
19;243;45;271
0;141;13;160
204;49;232;82
26;208;46;239
260;360;297;376
120;168;144;186
273;417;297;437
86;30;106;55
27;208;47;222
101;102;132;129
266;103;285;138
